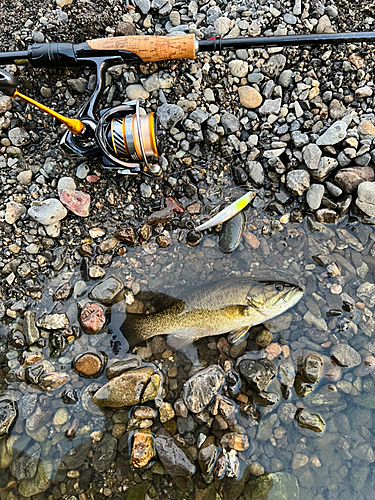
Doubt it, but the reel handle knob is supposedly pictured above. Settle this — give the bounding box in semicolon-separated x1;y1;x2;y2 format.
0;70;18;97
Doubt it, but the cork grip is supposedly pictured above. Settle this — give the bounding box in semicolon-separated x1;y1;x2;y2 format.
86;34;196;63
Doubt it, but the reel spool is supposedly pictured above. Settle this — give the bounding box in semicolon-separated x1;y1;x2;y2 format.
95;98;163;176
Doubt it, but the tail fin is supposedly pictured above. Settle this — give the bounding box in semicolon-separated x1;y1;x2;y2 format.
120;313;152;346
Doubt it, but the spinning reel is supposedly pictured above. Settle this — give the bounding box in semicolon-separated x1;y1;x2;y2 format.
0;66;163;176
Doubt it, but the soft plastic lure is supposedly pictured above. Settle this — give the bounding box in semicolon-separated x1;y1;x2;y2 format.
195;191;256;232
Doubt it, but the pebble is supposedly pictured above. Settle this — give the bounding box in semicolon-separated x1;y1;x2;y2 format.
36;313;69;330
183;365;226;413
60;189;90;217
154;427;196;478
228;60;248;78
295;409;325;432
131;429;155;468
8;127;30;147
331;344;361;368
316;120;348;146
306;184;324;210
80;302;106;334
57;176;76;193
5;201;26;224
259;98;282;115
0;399;17;437
73;352;104;377
157;104;184;129
286;170;310;196
28;199;67;225
356;182;375;217
238;86;262;109
89;276;124;305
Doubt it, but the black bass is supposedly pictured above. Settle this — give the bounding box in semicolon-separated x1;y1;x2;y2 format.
121;278;304;349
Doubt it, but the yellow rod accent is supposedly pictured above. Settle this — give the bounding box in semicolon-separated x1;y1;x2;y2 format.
13;90;84;135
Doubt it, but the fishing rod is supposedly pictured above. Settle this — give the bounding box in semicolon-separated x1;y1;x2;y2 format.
0;31;374;176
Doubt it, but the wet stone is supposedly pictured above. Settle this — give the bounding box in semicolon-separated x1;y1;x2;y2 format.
133;406;157;420
159;401;175;423
279;362;295;387
183;365;226;413
18;460;52;497
106;355;142;379
93;367;156;408
89;276;123;305
116;226;136;245
218;211;245;254
186;230;202;247
53;282;72;301
93;433;117;472
154;427;196;479
198;436;218;476
73;352;104;377
36;313;69;330
331;344;361;367
24;310;39;345
0;399;17;437
147;207;173;226
303;355;323;383
238;358;277;392
221;432;249;451
99;236;119;253
294;374;314;398
80;302;106;334
39;372;69;391
89;265;105;279
295;409;325;432
10;441;40;480
131;429;156;468
79;243;94;257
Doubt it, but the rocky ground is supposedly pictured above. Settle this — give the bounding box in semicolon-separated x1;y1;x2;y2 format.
2;0;375;499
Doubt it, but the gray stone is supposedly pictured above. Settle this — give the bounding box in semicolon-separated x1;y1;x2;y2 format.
214;17;231;36
261;55;286;78
311;156;338;181
279;362;295;387
306;184;324;210
221;112;240;133
76;163;89;179
67;78;87;93
259;98;282;115
316;14;333;33
57;176;76;194
246;161;264;185
140;182;152;198
189;109;208;124
11;442;41;480
8;127;30;147
157;104;184;129
18;460;52;497
326;181;342;197
228;60;249;78
303;143;322;171
295;409;325;432
28;199;67;225
292;131;309;148
183;365;225;413
176;415;195;434
286;169;310;196
143;73;160;92
126;84;149;100
316;120;348;146
93;433;117;472
356;181;375;216
206;6;221;25
284;13;297;24
278;69;294;87
5;201;26;224
357;282;375;307
239;358;277;392
331;344;361;367
0;399;17;437
89;276;124;305
218;211;245;254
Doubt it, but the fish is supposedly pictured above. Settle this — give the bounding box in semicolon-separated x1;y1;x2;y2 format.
121;277;304;350
194;191;256;232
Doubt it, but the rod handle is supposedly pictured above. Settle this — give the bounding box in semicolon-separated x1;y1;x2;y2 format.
86;34;196;63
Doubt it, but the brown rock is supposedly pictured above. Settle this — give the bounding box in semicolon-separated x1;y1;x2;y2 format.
133;406;157;420
39;372;69;391
147;207;173;226
131;429;156;468
73;352;104;377
243;230;260;249
80;302;106;334
53;283;72;301
220;432;249;451
78;243;94;257
165;197;184;213
94;254;112;267
334;166;375;193
156;232;171;248
186;202;203;215
116;21;137;36
238;86;263;109
88;266;106;279
139;224;152;241
358;120;375;140
116;226;136;246
99;236;119;253
159;402;175;423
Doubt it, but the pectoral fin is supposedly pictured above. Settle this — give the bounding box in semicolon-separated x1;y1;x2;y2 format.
227;326;250;344
166;331;195;350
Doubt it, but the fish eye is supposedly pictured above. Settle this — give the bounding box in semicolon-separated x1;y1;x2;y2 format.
275;284;284;291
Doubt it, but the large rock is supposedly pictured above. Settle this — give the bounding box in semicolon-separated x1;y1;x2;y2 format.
221;112;240;133
18;460;52;497
286;169;310;195
154;427;196;478
60;189;90;217
93;367;159;408
28;199;67;225
93;433;117;472
89;276;124;305
334;166;374;193
356;181;375;216
0;399;17;437
238;358;277;392
316;120;348;145
183;365;226;413
331;344;361;368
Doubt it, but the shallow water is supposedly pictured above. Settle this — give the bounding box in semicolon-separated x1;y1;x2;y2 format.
2;195;375;500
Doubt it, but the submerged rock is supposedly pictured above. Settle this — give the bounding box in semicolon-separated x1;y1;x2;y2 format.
89;276;124;305
93;367;157;408
53;283;72;301
73;352;105;378
295;408;325;432
238;358;277;392
303;354;323;383
183;365;226;413
39;372;69;391
80;302;106;334
154;427;196;478
36;313;69;330
218;211;246;254
198;436;218;475
24;311;39;345
331;344;361;368
18;460;53;497
106;355;142;379
93;433;117;472
0;399;17;437
131;429;156;468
